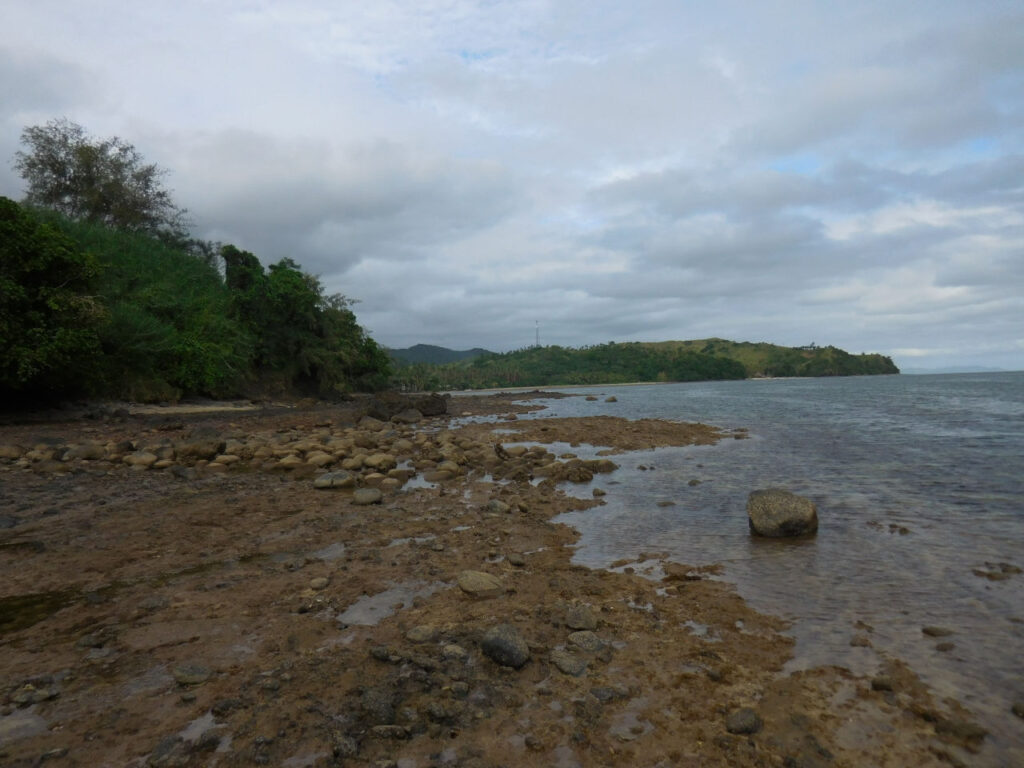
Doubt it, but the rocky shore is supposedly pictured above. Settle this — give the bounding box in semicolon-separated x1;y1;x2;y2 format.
0;394;991;766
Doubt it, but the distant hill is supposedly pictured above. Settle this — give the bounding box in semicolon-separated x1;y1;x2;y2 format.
388;344;492;366
642;338;899;378
390;338;898;391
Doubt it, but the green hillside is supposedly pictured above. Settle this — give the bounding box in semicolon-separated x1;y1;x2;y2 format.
391;339;898;391
389;344;492;365
643;338;899;378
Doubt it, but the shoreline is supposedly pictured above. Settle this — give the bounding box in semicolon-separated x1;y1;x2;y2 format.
0;394;993;766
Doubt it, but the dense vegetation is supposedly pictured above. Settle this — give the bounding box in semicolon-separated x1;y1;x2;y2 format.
646;338;899;378
3;120;390;405
1;204;389;404
391;338;898;391
391;342;749;390
388;344;491;365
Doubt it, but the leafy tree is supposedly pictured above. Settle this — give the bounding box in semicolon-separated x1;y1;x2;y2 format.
14;118;187;239
0;197;105;397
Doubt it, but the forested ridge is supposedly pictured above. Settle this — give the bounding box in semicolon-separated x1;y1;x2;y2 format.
391;339;898;391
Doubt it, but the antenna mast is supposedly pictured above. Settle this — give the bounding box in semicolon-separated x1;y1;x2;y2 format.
535;321;540;348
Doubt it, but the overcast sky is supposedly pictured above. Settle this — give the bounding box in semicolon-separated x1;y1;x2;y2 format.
2;1;1022;370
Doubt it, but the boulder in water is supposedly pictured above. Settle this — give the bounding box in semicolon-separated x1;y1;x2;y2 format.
747;488;818;537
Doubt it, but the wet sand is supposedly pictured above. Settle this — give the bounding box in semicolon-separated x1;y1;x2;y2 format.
0;394;991;766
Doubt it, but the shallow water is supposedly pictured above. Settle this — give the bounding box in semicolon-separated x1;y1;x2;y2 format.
535;372;1024;760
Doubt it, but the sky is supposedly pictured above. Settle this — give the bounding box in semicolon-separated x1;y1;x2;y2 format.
2;1;1022;371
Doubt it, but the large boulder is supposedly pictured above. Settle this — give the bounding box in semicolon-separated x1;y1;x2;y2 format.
747;489;818;537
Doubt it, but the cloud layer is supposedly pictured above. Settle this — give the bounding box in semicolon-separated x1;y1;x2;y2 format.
2;0;1022;368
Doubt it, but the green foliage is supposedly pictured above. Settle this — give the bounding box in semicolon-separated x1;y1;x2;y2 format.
0;197;105;397
393;337;898;391
41;213;252;399
221;246;391;396
15;118;187;239
392;341;747;390
650;338;899;377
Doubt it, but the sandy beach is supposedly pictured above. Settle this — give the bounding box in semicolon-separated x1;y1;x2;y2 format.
0;393;990;767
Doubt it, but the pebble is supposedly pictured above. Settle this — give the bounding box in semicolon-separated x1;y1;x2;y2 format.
922;626;953;637
405;625;437;643
550;648;588;676
725;707;763;735
486;499;511;514
310;577;329;590
871;676;894;692
352;488;383;505
457;570;504;598
314;471;356;489
568;631;604;652
481;624;531;668
172;663;211;686
565;603;598;631
507;552;526;567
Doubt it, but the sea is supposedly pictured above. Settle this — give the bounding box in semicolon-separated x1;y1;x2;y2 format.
492;372;1024;761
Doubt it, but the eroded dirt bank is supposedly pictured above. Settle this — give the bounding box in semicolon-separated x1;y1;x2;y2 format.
0;395;989;767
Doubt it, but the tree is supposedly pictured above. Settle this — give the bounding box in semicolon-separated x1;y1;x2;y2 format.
0;197;105;398
14;118;187;239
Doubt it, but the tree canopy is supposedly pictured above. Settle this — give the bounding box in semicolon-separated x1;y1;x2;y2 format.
14;118;187;239
0;197;105;397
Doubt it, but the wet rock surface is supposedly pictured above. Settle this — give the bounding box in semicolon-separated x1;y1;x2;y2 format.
0;393;996;767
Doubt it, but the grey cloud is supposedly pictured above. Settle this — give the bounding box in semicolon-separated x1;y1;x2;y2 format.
175;130;519;274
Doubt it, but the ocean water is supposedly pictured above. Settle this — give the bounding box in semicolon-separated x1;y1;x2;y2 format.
519;372;1023;759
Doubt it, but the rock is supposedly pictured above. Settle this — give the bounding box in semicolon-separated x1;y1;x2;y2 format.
568;631;604;652
871;676;894;692
391;409;423;424
310;577;329;590
725;707;763;735
124;451;158;467
585;396;598;401
1012;702;1024;719
364;453;397;471
361;686;396;725
172;663;211;686
65;442;106;461
922;626;953;637
176;437;225;461
485;499;511;514
746;488;818;537
565;603;598;630
507;552;526;567
481;624;530;668
314;470;356;489
457;570;504;598
935;642;955;652
590;685;629;703
441;644;469;661
352;488;383;505
605;396;617;403
551;648;588;676
405;625;437;643
593;488;606;498
0;444;26;460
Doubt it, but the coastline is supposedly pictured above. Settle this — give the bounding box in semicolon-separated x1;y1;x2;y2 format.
0;394;991;766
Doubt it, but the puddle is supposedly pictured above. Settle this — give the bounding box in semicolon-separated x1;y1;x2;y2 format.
337;581;445;627
682;620;719;641
179;711;218;742
386;535;436;548
607;697;654;742
309;542;346;561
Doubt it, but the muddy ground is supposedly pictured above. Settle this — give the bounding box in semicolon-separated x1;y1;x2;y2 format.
0;393;990;767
